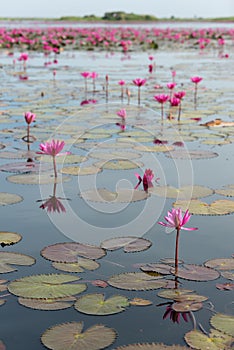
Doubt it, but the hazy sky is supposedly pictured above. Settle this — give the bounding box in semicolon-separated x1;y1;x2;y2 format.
1;0;234;18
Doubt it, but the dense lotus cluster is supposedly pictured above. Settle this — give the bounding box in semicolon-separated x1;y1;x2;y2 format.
0;25;233;52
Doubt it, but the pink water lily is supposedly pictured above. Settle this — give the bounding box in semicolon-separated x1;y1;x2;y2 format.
174;91;186;121
40;196;66;213
191;76;203;84
158;208;197;272
135;169;154;192
118;80;126;98
37;140;69;178
154;94;169;120
81;71;91;92
24;111;36;125
191;76;203;109
117;109;127;119
133;78;147;105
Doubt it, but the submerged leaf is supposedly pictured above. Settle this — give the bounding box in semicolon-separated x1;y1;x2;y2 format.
41;321;117;350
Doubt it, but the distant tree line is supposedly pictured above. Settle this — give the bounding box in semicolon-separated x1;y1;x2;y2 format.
59;11;158;22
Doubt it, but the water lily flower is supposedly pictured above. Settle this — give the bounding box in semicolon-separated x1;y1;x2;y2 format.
118;80;125;98
134;169;154;192
80;99;97;106
117;109;127;119
158;208;197;272
37;140;69;178
81;71;91;92
23;112;36;143
174;91;186;121
163;304;189;324
191;76;203;109
153;94;169;120
133;78;147;105
90;72;98;92
40;196;66;213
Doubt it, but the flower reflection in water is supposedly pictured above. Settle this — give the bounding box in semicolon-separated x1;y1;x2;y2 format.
37;182;69;214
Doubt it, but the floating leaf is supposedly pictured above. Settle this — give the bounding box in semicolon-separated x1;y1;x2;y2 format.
0;161;51;173
157;289;194;300
166;150;218;159
18;296;76;310
149;185;213;199
172;294;208;303
210;313;234;336
52;258;100;273
173;199;234;215
41;321;117;350
75;293;129;315
172;301;203;312
170;264;220;281
221;271;234;280
61;166;102;176
37;154;87;164
108;272;166;291
184;329;232;350
7;173;70;185
215;184;234;197
91;280;108;288
0;192;23;206
114;343;190;349
129;298;153;306
216;283;234;291
0;150;37;159
204;258;234;270
140;263;172;275
101;237;152;253
94;160;143;170
0;231;22;247
0;252;35;273
8;274;86;299
89;151;141;160
81;188;148;203
134;145;174;153
41;242;106;262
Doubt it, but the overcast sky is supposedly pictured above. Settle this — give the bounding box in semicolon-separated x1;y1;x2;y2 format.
1;0;234;19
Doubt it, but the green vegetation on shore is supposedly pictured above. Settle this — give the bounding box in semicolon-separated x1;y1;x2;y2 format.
0;11;233;22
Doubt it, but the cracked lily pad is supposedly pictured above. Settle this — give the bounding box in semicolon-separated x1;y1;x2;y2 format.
8;274;87;299
173;199;234;215
81;188;148;203
0;192;23;206
108;272;166;291
75;293;129;315
41;322;117;350
41;242;106;263
100;237;152;253
0;252;35;273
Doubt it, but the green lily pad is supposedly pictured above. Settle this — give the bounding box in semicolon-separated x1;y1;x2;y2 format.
172;301;203;312
41;321;117;350
0;252;35;273
94;159;143;170
7;173;70;185
89;150;142;161
210;313;234;337
114;344;190;349
184;329;232;350
173;199;234;215
80;188;148;203
8;274;87;299
0;231;22;247
41;242;106;262
60;166;102;175
215;185;234;197
75;293;129;315
18;296;76;310
0;192;23;206
157;289;194;300
52;258;100;273
149;185;213;199
36;154;87;164
100;237;152;253
108;272;166;291
204;258;234;271
166;150;218;159
134;145;174;153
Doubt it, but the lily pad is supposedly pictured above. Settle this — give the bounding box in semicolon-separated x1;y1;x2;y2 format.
8;274;87;299
134;145;174;153
0;161;51;173
94;160;143;170
18;296;76;310
0;252;35;273
75;293;129;315
166;150;218;159
172;301;203;312
114;344;190;349
60;166;102;175
108;272;166;291
7;173;70;185
36;154;87;164
157;289;194;300
129;298;153;306
89;151;141;160
41;321;117;350
215;184;234;197
100;237;152;253
173;199;234;215
210;313;234;337
81;188;148;203
170;264;220;281
221;271;234;280
140;263;172;275
184;329;232;350
204;258;234;271
41;242;106;262
0;231;22;247
0;192;23;206
149;185;213;199
52;258;100;273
